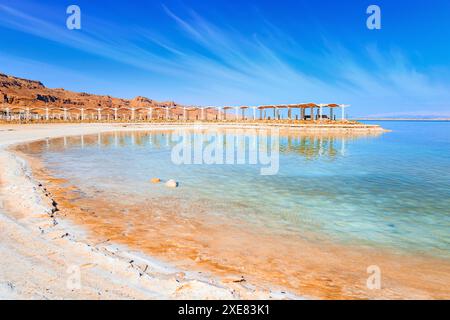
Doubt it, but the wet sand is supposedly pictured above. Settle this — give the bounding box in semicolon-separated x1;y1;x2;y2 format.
8;124;450;300
0;123;308;300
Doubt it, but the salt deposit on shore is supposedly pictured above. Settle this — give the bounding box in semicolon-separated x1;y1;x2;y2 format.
0;123;308;300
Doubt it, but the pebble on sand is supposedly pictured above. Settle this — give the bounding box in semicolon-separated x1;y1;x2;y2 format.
165;179;178;188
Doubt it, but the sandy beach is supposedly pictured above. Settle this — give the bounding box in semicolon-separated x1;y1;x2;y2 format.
2;0;450;306
1;123;448;300
0;122;384;300
0;123;305;300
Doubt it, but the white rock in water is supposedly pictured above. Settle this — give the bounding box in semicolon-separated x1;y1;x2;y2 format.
165;179;178;188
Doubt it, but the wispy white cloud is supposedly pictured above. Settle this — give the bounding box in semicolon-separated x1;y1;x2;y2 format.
1;2;449;116
0;3;192;77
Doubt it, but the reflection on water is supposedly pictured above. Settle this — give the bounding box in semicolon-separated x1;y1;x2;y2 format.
29;128;379;159
15;124;450;298
17;125;450;259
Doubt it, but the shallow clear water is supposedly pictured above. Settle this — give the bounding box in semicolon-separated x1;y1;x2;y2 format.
28;122;450;258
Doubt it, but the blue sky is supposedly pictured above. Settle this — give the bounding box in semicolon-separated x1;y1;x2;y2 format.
1;0;450;117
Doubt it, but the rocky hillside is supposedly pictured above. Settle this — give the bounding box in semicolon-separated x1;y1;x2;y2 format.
0;73;181;111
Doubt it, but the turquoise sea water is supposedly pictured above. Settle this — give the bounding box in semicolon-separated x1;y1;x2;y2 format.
27;122;450;259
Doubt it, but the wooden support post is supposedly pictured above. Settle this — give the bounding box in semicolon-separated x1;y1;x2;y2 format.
216;107;221;120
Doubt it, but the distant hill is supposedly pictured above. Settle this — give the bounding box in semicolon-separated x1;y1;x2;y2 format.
0;72;183;112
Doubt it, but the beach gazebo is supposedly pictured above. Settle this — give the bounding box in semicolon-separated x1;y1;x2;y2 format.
221;106;234;120
201;106;219;120
0;100;349;123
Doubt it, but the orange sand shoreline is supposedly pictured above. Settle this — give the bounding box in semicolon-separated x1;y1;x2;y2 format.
9;125;450;300
0;123;308;299
0;120;386;131
1;123;448;300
